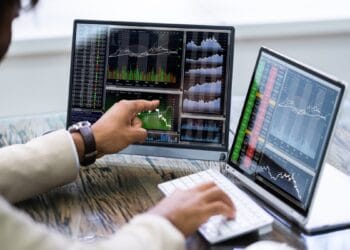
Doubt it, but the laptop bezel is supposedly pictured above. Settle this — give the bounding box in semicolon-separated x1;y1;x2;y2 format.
66;19;235;161
226;47;345;225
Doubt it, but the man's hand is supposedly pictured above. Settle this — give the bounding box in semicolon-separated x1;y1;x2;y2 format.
92;99;159;156
148;182;236;237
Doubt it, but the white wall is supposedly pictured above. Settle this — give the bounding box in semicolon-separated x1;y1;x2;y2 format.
232;21;350;96
0;20;349;117
13;0;350;40
0;51;70;117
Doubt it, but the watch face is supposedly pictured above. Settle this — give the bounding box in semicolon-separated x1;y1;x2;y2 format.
79;121;92;127
68;121;91;132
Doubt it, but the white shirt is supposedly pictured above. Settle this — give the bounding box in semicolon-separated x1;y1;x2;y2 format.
0;130;185;250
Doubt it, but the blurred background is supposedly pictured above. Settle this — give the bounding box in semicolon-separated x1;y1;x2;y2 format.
0;0;349;118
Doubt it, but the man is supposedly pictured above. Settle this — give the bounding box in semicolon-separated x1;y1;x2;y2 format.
0;1;235;250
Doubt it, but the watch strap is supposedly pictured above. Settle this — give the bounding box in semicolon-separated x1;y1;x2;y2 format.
79;125;97;166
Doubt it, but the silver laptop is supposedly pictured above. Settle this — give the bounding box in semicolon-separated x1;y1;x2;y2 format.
226;47;349;234
160;47;350;241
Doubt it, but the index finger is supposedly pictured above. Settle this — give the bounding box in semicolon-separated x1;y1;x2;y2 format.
131;99;160;113
200;186;236;218
191;181;216;192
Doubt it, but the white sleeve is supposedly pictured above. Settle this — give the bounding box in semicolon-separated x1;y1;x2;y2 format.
0;196;185;250
0;129;80;203
95;214;185;250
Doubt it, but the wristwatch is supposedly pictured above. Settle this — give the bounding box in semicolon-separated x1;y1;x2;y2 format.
68;121;97;166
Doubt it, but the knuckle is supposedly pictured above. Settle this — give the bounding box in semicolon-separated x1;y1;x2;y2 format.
214;202;225;213
118;99;128;106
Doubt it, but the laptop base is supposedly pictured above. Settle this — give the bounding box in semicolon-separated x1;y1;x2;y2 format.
224;162;350;235
303;163;350;234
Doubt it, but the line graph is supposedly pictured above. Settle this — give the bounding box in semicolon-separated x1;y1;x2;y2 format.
186;54;223;64
186;80;222;95
186;36;224;51
185;66;222;76
183;97;221;114
268;69;337;163
138;106;174;131
277;99;326;120
260;165;302;200
109;46;178;58
257;149;313;202
107;28;182;88
104;91;179;132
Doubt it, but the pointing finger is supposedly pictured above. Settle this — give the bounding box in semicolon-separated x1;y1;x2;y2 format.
131;100;160;114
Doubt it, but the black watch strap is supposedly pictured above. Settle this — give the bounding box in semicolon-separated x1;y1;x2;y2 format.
68;121;97;166
79;125;97;166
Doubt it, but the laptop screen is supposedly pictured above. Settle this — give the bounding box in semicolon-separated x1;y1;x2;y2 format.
229;48;345;215
67;20;234;160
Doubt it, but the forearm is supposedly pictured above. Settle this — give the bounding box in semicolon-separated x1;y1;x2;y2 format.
0;196;185;250
0;130;79;203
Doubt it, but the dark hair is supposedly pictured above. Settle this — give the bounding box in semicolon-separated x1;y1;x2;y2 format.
23;0;39;10
0;0;38;11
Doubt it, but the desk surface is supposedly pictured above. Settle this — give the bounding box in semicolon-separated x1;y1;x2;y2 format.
13;121;350;250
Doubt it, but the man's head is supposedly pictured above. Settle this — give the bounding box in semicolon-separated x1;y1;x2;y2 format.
0;0;38;61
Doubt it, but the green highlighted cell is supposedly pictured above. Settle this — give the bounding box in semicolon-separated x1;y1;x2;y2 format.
231;61;265;161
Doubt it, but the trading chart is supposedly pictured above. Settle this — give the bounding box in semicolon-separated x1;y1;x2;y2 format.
230;51;340;208
107;28;183;88
257;148;313;202
105;90;179;131
180;118;223;144
183;32;228;115
268;70;337;166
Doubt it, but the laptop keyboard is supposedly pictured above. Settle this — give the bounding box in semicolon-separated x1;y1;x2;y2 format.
158;169;274;243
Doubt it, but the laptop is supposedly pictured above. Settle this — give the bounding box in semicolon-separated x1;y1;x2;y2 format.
159;47;350;242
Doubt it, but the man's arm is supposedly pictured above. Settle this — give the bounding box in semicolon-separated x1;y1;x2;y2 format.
0;99;159;203
0;98;236;250
0;181;235;250
0;195;184;250
0;129;79;203
71;100;160;162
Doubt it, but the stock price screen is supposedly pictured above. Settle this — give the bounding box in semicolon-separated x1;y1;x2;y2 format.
230;51;341;211
68;21;233;150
